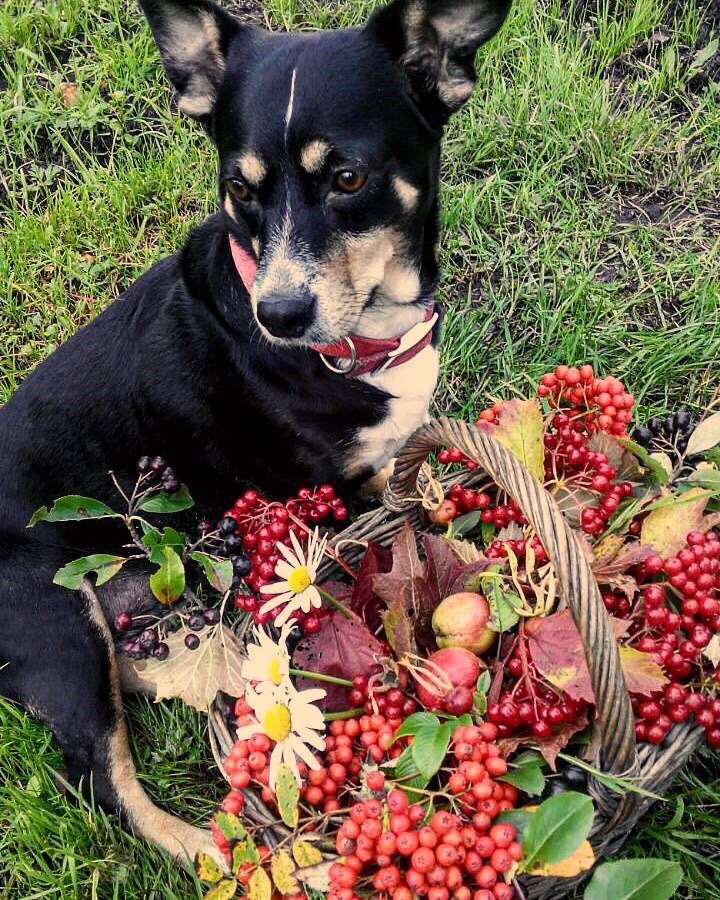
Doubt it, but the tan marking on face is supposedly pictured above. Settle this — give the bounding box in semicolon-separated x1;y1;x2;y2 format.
237;151;267;187
300;139;331;174
168;11;224;118
382;258;421;303
392;176;420;212
223;195;237;221
80;583;228;870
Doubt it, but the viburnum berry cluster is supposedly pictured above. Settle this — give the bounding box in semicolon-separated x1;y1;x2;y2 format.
328;724;521;900
218;485;347;631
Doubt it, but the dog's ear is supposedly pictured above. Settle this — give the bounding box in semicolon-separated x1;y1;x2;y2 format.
139;0;241;119
367;0;512;126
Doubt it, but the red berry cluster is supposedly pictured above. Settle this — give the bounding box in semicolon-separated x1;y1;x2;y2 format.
537;365;634;437
221;485;346;629
328;724;521;900
346;675;419;720
627;529;720;748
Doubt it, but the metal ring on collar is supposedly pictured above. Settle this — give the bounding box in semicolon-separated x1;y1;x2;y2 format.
318;336;358;375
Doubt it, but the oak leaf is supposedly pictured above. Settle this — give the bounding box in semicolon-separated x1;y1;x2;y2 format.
132;624;245;711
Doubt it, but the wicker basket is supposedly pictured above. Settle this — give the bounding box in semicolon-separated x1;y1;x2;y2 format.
210;416;706;898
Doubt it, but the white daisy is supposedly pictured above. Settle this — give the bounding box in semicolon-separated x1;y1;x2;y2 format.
259;528;328;627
236;677;327;791
241;620;295;688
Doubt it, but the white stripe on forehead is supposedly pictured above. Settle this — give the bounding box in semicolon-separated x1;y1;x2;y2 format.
284;68;297;145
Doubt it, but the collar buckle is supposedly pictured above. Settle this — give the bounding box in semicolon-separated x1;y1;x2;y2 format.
318;336;358;375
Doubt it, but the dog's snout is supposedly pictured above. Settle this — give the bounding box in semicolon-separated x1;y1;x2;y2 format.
256;289;315;339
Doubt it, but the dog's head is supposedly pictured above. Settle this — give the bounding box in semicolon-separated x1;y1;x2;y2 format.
140;0;512;344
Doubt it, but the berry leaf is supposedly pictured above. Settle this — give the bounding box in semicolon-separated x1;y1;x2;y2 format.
247;866;272;900
500;761;545;796
149;545;185;604
142;525;186;566
28;495;118;527
214;811;248;842
640;487;719;556
619;438;670;486
204;879;237;900
686;411;720;456
292;840;324;868
189;551;233;593
496;808;532;841
532;838;595;877
411;721;453;779
450;510;481;537
276;763;300;828
131;624;245;712
196;850;224;884
293;609;384;711
270;850;300;895
476;398;545;481
53;554;127;590
348;541;393;630
232;836;259;871
617;646;668;695
583;858;683;900
392;711;441;741
520;791;594;871
484;571;520;633
138;484;194;514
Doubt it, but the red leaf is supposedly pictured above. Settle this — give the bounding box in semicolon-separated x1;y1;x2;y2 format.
498;713;589;771
591;539;653;601
525;611;630;703
292;610;384;711
349;542;393;631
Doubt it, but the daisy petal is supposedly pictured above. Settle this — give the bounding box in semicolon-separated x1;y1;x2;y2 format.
289;734;321;770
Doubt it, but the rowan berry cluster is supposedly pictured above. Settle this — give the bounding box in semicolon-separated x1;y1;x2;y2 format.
536;365;634;437
328;724;522;900
217;485;347;631
345;674;419;719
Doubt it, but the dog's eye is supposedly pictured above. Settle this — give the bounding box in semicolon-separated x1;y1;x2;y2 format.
227;178;252;202
333;170;367;194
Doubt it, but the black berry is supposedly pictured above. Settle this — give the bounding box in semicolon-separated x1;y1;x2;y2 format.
188;613;206;632
185;633;200;650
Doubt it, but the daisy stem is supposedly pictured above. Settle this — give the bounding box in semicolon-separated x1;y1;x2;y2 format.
318;588;351;619
288;667;354;688
324;707;365;721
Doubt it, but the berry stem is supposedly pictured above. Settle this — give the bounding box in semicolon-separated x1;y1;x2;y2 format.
319;588;352;619
289;667;354;688
324;707;365;721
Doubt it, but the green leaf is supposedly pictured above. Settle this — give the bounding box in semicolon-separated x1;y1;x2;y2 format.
28;495;118;527
521;791;594;871
451;510;481;537
619;439;669;486
584;859;683;900
685;467;720;492
485;575;520;633
204;879;237;900
190;551;234;593
500;762;545;795
232;837;260;871
196;851;223;884
476;671;491;694
53;554;127;590
149;546;185;604
392;712;441;742
390;745;430;801
214;811;248;842
481;520;496;545
411;722;452;779
496;808;533;841
142;525;186;565
277;764;300;828
138;484;194;514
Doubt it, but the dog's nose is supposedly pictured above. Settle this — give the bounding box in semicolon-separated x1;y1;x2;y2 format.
256;289;315;339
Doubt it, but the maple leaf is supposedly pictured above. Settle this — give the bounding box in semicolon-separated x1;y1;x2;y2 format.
132;624;245;712
525;611;659;704
498;713;589;770
348;542;393;631
293;609;384;711
476;398;545;481
640;487;720;557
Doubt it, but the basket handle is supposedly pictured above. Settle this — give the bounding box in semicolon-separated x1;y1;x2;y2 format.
384;416;638;780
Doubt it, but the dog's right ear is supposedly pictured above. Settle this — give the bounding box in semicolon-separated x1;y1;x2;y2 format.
139;0;241;119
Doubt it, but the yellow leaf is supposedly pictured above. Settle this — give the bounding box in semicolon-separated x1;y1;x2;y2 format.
618;646;668;694
295;859;335;892
640;488;712;557
248;866;272;900
477;398;545;480
530;839;595;877
58;81;78;106
196;851;223;884
276;763;299;828
292;840;324;868
204;879;237;900
271;850;300;895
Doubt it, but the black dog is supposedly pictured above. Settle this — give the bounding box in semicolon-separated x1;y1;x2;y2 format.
0;0;511;866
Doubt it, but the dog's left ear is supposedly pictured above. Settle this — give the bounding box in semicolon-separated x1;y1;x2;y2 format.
139;0;241;119
366;0;512;126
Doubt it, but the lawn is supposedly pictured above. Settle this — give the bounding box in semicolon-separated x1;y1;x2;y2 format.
1;0;719;896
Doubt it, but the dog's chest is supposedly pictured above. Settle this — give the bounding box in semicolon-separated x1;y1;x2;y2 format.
343;344;439;478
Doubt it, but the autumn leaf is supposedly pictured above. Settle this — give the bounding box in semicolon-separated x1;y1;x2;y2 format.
529;839;595;877
295;859;334;892
248;867;272;900
293;609;383;711
349;542;393;631
270;851;300;895
498;714;589;770
591;539;654;601
292;841;324;868
132;624;245;712
476;398;545;480
640;488;720;556
703;633;720;667
58;81;79;106
618;647;668;696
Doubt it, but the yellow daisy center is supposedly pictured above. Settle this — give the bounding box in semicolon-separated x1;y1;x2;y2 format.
263;704;292;742
268;658;283;685
287;565;311;594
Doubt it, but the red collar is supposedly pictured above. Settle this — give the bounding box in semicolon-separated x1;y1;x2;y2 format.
229;234;438;377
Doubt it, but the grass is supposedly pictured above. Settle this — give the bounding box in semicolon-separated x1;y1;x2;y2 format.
0;0;719;896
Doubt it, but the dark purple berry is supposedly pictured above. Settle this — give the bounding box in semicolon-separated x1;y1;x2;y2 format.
162;475;180;493
138;628;157;650
219;516;238;536
137;455;152;474
197;518;213;535
115;611;133;632
185;633;200;650
153;642;169;660
231;554;251;576
150;456;167;474
188;613;205;632
203;608;221;625
223;534;243;554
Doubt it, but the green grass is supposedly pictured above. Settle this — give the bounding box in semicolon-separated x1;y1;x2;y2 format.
1;0;719;897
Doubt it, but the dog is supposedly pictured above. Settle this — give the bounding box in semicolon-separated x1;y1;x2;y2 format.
0;0;512;868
